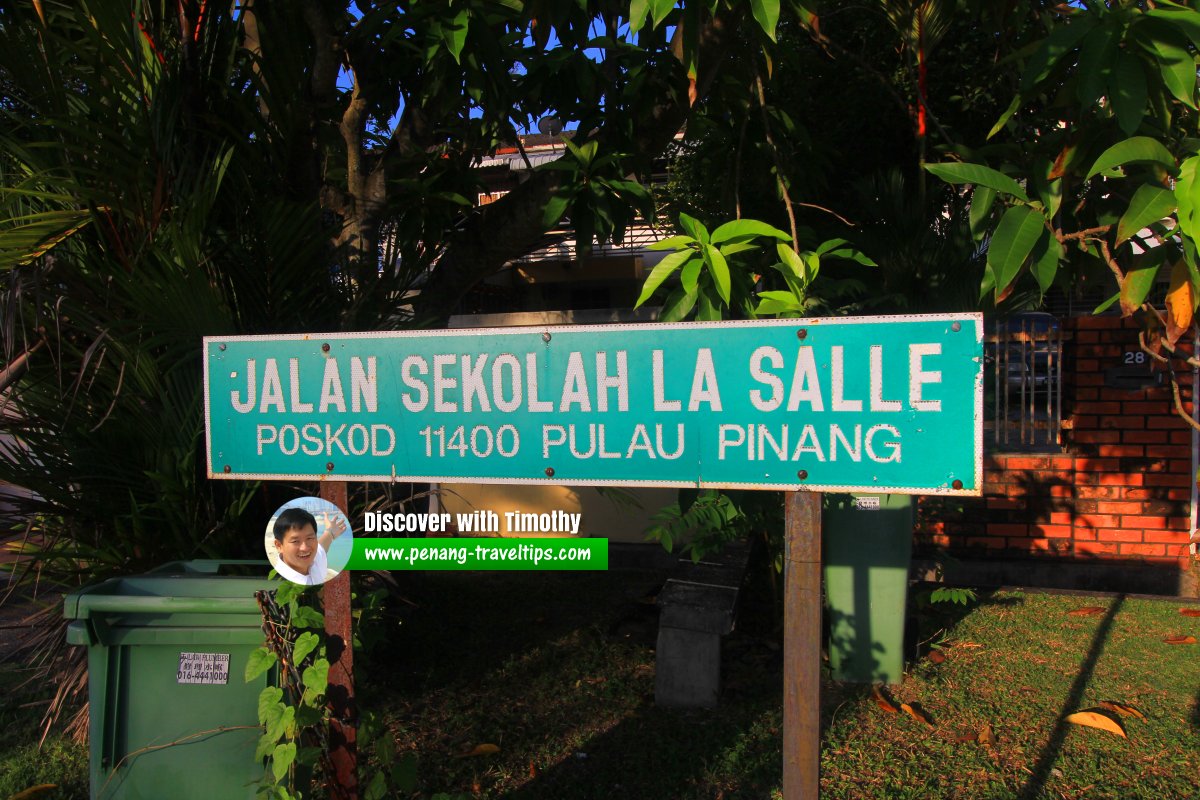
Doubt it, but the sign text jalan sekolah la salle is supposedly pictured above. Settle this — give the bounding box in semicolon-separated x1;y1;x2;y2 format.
204;314;983;494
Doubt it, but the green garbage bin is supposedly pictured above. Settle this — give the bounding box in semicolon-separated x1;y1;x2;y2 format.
65;560;277;799
822;494;913;685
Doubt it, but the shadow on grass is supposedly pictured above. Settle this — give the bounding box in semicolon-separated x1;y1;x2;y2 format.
1017;594;1125;800
908;586;1025;663
1192;689;1200;731
503;684;783;800
364;569;669;695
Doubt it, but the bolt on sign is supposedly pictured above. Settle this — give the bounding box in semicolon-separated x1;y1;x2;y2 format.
204;314;983;494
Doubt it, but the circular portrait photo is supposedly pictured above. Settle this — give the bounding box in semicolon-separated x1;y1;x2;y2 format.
264;497;354;586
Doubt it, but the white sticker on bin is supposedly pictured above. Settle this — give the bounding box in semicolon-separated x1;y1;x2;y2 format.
177;652;231;685
853;496;882;511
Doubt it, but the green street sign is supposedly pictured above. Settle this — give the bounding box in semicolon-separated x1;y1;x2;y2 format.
204;314;982;494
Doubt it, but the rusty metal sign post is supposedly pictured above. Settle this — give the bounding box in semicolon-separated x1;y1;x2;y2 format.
320;480;358;799
784;491;823;798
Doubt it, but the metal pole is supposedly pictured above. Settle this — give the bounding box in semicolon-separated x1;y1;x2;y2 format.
321;480;358;800
783;490;823;799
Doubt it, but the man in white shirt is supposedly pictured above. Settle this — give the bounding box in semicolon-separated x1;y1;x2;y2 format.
272;506;347;585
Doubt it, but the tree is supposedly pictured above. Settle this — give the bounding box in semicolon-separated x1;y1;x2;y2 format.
0;0;802;739
923;2;1200;424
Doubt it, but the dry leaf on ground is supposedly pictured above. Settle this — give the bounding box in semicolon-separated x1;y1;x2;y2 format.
1164;635;1197;645
1097;701;1147;720
1067;606;1106;617
1179;608;1200;617
928;650;946;664
464;743;501;757
9;787;59;800
873;686;899;713
901;702;933;726
1065;710;1127;738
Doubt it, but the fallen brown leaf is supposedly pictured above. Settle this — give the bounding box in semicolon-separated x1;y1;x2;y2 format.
977;722;996;746
528;761;538;778
1066;709;1127;737
901;702;933;726
873;686;899;713
465;743;501;757
955;641;984;649
1067;606;1105;617
1164;635;1197;645
1179;608;1200;617
9;786;58;800
1097;701;1147;720
928;650;946;664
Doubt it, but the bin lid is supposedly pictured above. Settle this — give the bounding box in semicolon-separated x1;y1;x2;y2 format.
63;560;278;620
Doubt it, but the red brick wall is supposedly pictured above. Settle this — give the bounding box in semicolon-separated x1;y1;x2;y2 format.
918;316;1196;571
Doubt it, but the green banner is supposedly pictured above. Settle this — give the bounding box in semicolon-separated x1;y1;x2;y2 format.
346;537;609;571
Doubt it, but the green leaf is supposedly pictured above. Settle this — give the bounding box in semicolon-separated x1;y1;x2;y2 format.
290;605;325;629
755;291;804;316
302;658;330;696
1120;250;1167;314
244;647;277;683
749;0;780;41
392;753;419;794
970;185;997;241
1117;184;1177;244
1147;8;1200;52
775;243;804;277
704;244;730;304
680;257;702;294
987;94;1021;140
677;212;709;245
923;162;1029;202
541;191;572;228
278;705;297;743
365;771;388;800
1021;16;1098;92
987;205;1046;297
980;264;997;303
802;251;821;283
292;632;320;667
1029;229;1063;293
718;241;760;257
261;700;288;743
273;582;306;606
442;9;470;64
256;731;279;762
1111;52;1148;136
628;0;650;33
659;285;698;322
1136;20;1198;108
1086;137;1177;179
650;0;674;28
1076;24;1120;107
817;245;877;267
271;742;297;782
1094;291;1121;314
647;235;695;251
258;686;284;725
696;290;720;321
1176;155;1200;238
635;249;693;307
710;218;790;244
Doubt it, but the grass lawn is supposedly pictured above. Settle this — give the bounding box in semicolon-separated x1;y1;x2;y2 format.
1;569;1197;799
